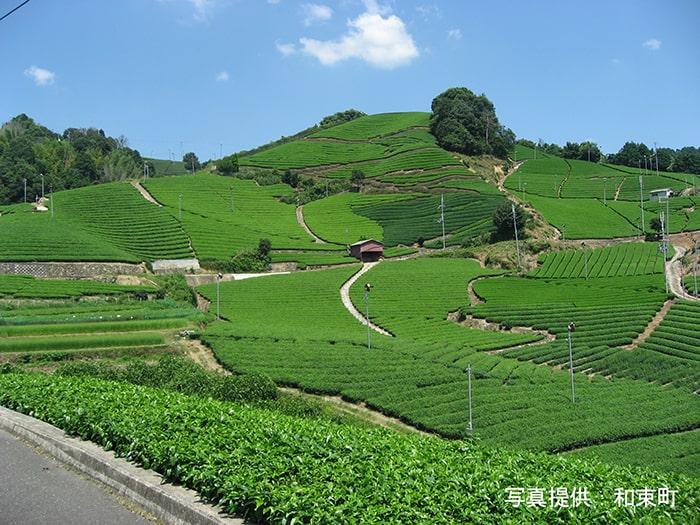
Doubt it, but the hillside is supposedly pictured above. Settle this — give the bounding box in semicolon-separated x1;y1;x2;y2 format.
1;111;700;523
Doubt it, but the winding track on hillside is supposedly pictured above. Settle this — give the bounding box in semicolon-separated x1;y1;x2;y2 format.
339;262;393;337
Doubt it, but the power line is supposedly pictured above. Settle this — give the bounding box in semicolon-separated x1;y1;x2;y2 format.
0;0;31;23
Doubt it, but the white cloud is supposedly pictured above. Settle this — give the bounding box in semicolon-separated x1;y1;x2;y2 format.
24;65;55;86
158;0;216;22
302;3;332;26
216;71;230;82
189;0;216;21
447;28;461;40
298;4;418;68
276;41;296;56
643;38;661;51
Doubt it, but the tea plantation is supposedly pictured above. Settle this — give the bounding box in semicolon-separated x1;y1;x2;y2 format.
2;111;700;524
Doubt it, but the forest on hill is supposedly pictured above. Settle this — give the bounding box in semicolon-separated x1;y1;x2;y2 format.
2;86;699;206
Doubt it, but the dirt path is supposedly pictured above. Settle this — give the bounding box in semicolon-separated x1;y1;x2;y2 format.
180;337;429;435
296;205;326;244
666;245;698;300
339;262;393;337
621;299;675;351
130;181;161;206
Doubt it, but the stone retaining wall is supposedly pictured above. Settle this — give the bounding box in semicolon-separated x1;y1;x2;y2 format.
0;262;144;279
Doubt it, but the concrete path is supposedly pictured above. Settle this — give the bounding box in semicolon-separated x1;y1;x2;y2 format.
0;407;247;525
667;245;698;301
339;262;393;337
0;427;155;525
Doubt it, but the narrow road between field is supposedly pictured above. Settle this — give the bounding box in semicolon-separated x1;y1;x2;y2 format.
130;180;161;206
667;245;698;301
339;262;393;337
296;205;326;243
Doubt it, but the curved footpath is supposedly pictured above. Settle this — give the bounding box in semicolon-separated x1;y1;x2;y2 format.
0;406;247;525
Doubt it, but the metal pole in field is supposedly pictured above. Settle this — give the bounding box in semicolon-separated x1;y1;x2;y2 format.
512;202;521;269
603;178;607;206
582;242;588;280
178;194;182;220
50;184;53;218
567;323;576;403
639;175;645;234
438;194;446;249
216;273;222;320
660;211;668;294
467;363;473;433
23;178;26;203
693;238;698;299
41;173;44;200
364;283;372;350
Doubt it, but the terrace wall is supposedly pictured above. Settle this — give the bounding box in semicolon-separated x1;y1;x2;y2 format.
0;262;144;278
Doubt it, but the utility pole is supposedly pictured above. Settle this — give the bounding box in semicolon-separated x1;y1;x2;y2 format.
639;175;645;234
691;238;699;298
661;211;668;294
567;323;576;403
603;178;607;206
216;273;222;320
364;283;372;350
179;194;182;220
512;202;521;269
438;194;446;249
466;363;473;434
23;178;27;203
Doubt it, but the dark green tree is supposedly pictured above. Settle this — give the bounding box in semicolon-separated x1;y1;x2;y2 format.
350;169;366;190
492;200;525;241
217;153;239;176
183;152;200;173
430;87;514;158
282;169;299;188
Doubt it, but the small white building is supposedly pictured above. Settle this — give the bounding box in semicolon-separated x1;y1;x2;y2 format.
649;188;674;201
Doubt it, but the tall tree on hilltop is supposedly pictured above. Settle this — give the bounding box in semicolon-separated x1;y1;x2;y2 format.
183;152;200;173
430;87;514;159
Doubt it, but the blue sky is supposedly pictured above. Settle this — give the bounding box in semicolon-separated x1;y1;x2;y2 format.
2;0;698;161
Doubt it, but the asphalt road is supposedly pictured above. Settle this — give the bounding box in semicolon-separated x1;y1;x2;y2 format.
0;427;155;525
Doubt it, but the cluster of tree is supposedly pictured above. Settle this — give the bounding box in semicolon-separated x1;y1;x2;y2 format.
515;139;603;163
0;114;152;205
492;200;527;241
202;238;272;274
317;109;366;129
607;142;700;174
516;138;700;174
430;87;515;159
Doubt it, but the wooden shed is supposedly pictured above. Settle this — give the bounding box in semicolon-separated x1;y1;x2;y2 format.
349;239;384;262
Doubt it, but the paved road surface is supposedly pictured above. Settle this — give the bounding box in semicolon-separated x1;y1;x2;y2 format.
0;427;155;525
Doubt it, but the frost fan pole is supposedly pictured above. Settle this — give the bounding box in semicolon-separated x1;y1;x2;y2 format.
466;363;473;434
364;283;372;350
438;194;446;249
567;323;576;403
512;202;521;269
